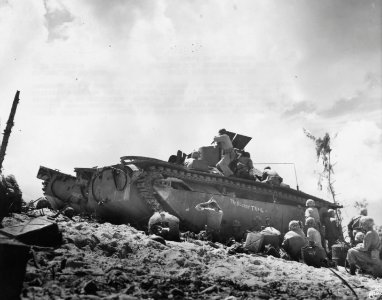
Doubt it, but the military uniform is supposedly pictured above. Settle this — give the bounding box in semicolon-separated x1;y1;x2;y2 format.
261;168;283;185
214;133;235;177
347;229;382;276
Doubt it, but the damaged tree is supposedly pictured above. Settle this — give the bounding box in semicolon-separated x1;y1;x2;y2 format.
0;91;20;172
0;91;22;223
303;129;344;237
303;129;336;200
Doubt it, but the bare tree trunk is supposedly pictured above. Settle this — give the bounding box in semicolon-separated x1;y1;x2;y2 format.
0;91;20;173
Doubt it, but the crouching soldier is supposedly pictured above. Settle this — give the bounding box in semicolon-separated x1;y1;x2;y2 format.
261;166;283;185
347;208;368;246
346;216;382;276
282;220;308;261
148;211;180;241
235;152;254;179
304;217;327;266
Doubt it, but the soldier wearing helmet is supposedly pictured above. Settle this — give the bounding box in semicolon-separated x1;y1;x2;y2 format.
347;208;368;246
346;216;382;276
282;220;308;261
323;209;341;251
261;166;283;185
305;199;321;225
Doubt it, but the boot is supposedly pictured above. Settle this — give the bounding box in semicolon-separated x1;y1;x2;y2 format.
349;264;356;275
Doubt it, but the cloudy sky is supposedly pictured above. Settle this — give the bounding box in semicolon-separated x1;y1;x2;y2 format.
0;0;381;225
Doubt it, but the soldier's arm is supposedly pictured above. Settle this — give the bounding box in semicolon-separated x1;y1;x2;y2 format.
213;135;223;143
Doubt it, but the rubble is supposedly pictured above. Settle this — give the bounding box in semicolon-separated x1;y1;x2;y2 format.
0;215;62;247
1;212;380;299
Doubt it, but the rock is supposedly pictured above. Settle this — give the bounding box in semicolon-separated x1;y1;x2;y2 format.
201;285;218;294
169;288;184;297
119;242;133;258
98;240;118;256
150;235;166;245
113;232;123;239
73;235;96;249
63;207;75;218
118;295;139;300
83;280;98;294
65;257;86;269
101;232;113;239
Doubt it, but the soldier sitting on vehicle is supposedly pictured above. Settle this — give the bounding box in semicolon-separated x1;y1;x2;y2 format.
234;151;254;180
261;166;283;185
184;150;200;168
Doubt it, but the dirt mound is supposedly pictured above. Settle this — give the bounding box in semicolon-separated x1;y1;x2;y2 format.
3;212;381;299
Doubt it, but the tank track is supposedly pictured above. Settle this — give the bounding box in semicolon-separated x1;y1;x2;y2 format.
135;170;164;213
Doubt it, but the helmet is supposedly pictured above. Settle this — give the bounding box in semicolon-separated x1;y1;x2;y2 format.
305;217;316;227
288;220;300;231
306;199;315;207
360;216;374;228
355;232;365;242
191;151;200;159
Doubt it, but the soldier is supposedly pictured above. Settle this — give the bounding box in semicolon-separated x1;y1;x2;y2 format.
305;217;327;263
0;174;23;224
234;151;254;179
261;166;283;185
148;211;180;241
348;208;368;246
305;199;321;225
323;209;341;251
213;129;235;177
282;220;308;261
347;216;382;276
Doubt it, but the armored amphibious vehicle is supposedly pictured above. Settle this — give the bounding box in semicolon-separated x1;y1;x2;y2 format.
37;131;341;239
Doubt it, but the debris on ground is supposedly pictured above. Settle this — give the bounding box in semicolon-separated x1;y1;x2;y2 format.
2;212;380;299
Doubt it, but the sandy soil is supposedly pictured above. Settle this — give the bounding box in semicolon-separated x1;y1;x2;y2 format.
3;212;382;300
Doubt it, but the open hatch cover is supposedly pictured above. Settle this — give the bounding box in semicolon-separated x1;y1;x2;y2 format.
225;131;252;150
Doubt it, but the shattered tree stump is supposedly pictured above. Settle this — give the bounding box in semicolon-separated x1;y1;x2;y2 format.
0;233;30;300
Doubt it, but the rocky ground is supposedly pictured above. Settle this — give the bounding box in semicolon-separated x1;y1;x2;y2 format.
3;212;382;300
